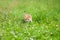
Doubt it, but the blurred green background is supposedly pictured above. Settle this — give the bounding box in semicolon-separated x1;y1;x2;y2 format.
0;0;60;40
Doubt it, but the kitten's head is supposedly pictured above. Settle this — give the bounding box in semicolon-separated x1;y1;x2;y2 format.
24;14;32;22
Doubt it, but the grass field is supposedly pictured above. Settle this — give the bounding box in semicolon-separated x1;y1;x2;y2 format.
0;0;60;40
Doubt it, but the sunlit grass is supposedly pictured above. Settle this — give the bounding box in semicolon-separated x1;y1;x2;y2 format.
0;0;60;40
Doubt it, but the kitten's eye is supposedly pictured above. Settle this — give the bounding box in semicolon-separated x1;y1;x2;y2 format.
27;19;29;20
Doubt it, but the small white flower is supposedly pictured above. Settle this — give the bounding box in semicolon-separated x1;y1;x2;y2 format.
30;37;34;40
56;25;58;27
10;30;18;38
10;31;15;35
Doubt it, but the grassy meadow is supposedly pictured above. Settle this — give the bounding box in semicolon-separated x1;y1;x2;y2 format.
0;0;60;40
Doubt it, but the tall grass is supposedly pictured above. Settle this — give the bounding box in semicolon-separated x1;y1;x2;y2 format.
0;0;60;40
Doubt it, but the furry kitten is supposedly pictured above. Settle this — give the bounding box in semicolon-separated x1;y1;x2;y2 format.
24;13;32;22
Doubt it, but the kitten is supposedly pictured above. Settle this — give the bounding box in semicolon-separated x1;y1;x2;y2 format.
24;13;32;22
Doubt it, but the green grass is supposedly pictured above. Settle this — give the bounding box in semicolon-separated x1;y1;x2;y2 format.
0;0;60;40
